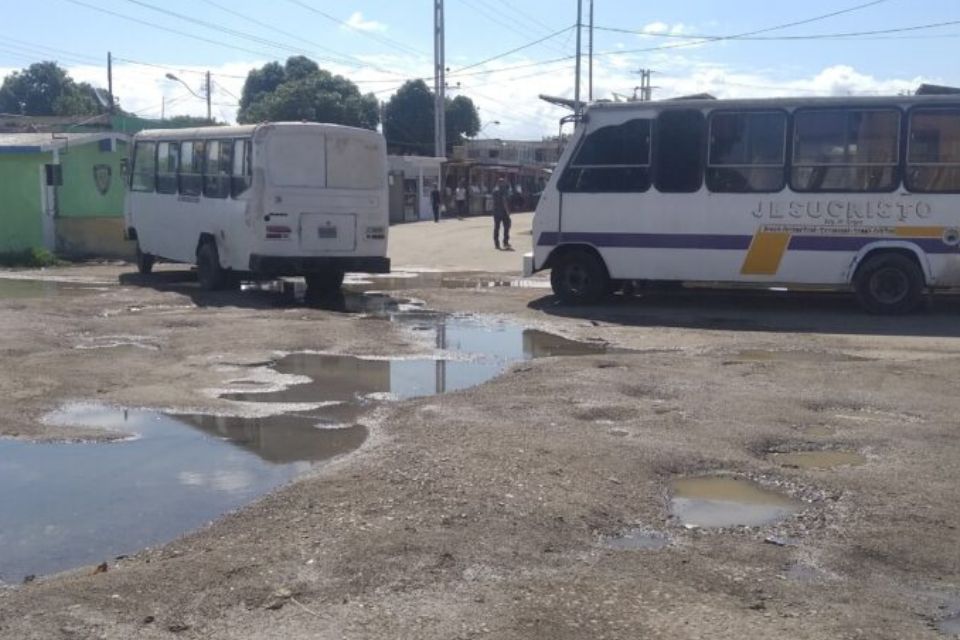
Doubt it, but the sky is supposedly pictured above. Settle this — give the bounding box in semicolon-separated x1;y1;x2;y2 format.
0;0;957;140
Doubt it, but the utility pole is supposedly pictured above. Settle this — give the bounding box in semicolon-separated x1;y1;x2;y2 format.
574;0;582;115
107;51;115;114
636;69;655;101
205;71;212;122
588;0;594;102
434;0;446;157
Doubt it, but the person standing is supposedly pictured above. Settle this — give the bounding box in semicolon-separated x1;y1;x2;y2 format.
430;185;441;223
454;181;467;219
492;177;512;250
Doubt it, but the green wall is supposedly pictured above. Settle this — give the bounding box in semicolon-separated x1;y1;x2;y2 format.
0;153;45;252
58;139;127;219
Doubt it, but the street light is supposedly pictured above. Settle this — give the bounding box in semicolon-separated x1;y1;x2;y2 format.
165;72;211;121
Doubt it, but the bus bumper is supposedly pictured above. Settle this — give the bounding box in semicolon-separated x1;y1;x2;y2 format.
249;255;391;275
522;252;536;277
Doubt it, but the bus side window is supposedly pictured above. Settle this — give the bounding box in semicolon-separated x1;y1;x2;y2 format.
655;110;705;193
130;141;156;193
203;140;231;199
706;111;786;193
791;109;900;193
231;139;252;197
557;119;651;193
156;141;179;195
906;108;960;193
179;141;204;197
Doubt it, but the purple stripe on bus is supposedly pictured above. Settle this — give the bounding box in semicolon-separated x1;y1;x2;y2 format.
788;236;955;254
538;232;956;254
536;232;752;250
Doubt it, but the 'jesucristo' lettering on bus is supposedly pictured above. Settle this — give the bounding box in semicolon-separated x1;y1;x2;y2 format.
751;200;933;223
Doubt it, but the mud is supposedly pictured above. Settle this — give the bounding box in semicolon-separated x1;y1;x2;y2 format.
670;477;802;528
1;262;959;639
771;450;867;469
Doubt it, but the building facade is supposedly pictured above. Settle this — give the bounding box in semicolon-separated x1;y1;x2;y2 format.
0;132;131;257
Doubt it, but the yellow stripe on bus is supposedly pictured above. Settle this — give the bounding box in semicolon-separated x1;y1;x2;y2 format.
895;226;944;238
740;231;791;276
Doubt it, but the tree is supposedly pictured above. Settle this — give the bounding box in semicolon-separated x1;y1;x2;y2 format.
237;56;379;130
0;61;107;116
383;79;481;155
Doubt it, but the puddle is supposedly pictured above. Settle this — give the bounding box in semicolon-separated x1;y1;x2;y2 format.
3;303;612;581
601;528;669;551
0;405;365;583
670;477;802;528
0;279;102;299
343;271;551;292
222;316;611;406
771;451;866;470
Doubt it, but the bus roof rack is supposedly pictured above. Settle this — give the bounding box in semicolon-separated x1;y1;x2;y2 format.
916;84;960;95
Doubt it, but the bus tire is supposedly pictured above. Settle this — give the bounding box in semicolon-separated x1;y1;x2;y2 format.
305;269;345;297
135;242;154;275
550;249;610;304
853;252;924;314
197;241;226;291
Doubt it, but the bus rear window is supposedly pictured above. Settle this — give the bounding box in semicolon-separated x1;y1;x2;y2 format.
907;108;960;192
558;119;651;193
707;111;786;193
326;135;384;190
791;109;900;192
267;130;325;189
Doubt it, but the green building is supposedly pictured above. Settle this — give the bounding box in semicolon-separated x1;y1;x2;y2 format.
0;131;131;258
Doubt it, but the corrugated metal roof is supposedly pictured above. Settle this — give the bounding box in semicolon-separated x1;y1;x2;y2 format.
0;132;127;153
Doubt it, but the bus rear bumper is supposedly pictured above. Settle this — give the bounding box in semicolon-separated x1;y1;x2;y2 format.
249;254;391;275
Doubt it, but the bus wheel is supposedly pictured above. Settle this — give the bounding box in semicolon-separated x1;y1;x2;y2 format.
550;250;610;304
135;243;154;275
854;253;924;314
305;269;345;297
197;241;226;291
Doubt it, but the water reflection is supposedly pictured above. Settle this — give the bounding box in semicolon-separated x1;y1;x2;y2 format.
0;405;365;582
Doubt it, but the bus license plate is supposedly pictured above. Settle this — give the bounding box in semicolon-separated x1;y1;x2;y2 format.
317;226;337;239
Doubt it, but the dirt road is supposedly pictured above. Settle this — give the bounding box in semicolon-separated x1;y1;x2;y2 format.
1;216;959;639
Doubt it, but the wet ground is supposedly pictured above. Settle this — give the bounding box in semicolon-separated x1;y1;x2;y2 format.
1;262;960;639
0;284;612;583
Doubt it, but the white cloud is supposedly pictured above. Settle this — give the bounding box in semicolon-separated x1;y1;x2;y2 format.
0;52;939;141
343;11;387;33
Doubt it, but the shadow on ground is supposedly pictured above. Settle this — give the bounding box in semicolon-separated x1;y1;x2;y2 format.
118;270;373;313
528;288;960;338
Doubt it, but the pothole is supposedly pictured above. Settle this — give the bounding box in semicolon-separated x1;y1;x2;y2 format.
670;477;802;528
770;450;866;470
936;613;960;636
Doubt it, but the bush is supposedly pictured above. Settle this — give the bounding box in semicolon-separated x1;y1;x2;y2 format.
0;248;62;268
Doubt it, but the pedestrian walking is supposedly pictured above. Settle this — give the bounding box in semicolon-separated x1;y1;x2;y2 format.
455;181;468;219
430;186;441;223
492;177;512;250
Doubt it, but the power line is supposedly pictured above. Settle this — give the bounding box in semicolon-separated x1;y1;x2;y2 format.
488;0;567;39
285;0;426;57
119;0;364;69
595;18;960;41
451;25;575;75
63;0;280;60
455;0;569;57
0;35;102;65
195;0;411;78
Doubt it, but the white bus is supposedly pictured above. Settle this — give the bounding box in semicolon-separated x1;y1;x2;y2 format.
125;122;389;295
526;95;960;313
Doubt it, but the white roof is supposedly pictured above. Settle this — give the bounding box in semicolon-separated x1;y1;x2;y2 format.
0;132;127;153
133;122;381;141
